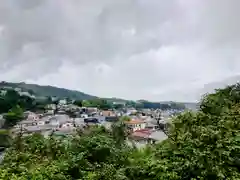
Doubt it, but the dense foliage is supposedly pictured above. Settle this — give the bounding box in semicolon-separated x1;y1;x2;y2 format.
0;129;11;148
0;89;51;128
0;84;240;179
82;99;112;110
138;101;186;110
0;90;31;128
126;100;186;110
0;127;132;179
3;105;24;128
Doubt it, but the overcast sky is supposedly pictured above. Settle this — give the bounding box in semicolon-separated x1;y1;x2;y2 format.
0;0;240;102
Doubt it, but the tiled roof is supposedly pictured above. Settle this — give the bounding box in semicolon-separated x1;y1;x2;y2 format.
18;120;36;124
124;119;145;125
23;124;57;132
102;110;115;116
131;129;152;139
131;132;149;139
131;129;168;142
49;115;71;124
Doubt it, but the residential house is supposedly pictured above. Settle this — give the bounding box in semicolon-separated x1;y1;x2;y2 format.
57;110;66;114
17;120;37;128
80;113;88;118
23;125;56;135
39;116;52;122
158;119;168;131
86;107;98;114
101;110;115;117
74;118;86;128
59;99;67;105
51;96;58;102
37;120;45;126
145;121;159;130
16;116;50;129
116;111;123;117
48;114;72;128
84;117;100;125
130;129;168;148
48;117;60;127
130;129;152;147
126;108;137;115
144;117;159;130
67;104;80;111
46;104;57;110
13;116;54;135
124;119;146;132
105;116;118;122
45;109;55;115
93;116;106;122
61;122;74;128
26;112;40;121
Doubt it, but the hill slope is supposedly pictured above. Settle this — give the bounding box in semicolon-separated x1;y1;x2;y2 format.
0;82;97;100
0;81;198;109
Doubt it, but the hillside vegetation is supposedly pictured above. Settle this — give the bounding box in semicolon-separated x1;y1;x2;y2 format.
0;81;195;109
0;84;239;179
0;81;96;100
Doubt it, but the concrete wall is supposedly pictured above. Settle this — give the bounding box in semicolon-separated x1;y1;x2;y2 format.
0;117;5;128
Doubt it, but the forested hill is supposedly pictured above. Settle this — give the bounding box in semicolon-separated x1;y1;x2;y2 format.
0;81;97;100
0;81;197;109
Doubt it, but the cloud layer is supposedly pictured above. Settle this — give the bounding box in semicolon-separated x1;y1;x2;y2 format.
0;0;240;102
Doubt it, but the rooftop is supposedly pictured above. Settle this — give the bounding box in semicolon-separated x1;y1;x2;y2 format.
131;129;168;142
23;124;57;132
150;131;168;141
18;120;36;125
131;129;152;139
124;119;145;125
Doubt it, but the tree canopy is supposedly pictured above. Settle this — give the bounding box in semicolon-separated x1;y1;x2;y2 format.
82;99;112;110
0;89;51;128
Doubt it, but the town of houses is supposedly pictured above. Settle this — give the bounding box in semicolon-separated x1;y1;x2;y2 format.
8;99;181;148
0;86;183;148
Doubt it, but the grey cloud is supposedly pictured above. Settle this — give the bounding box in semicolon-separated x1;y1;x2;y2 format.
0;0;240;101
15;0;45;9
0;0;183;67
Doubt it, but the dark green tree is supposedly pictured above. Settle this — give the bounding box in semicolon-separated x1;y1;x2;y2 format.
4;105;24;127
73;100;83;107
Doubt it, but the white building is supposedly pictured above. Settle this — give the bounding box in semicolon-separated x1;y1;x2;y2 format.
59;99;67;105
46;104;57;110
124;119;146;132
27;112;40;121
0;90;7;96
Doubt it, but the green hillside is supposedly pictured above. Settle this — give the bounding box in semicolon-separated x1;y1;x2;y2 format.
0;81;197;109
0;81;96;100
